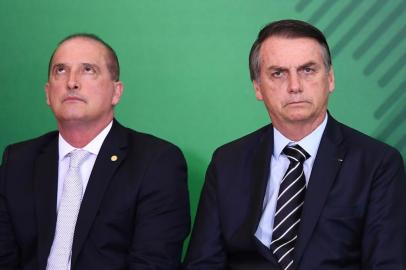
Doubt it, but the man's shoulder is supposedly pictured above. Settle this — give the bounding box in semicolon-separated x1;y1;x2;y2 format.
1;131;58;164
116;123;184;158
4;131;58;156
211;124;271;162
129;128;181;150
331;117;402;159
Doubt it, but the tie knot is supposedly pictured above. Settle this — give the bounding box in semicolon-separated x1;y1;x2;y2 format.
69;149;90;168
282;144;310;164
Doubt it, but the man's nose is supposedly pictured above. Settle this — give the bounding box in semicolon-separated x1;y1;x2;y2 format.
67;71;79;90
288;73;301;93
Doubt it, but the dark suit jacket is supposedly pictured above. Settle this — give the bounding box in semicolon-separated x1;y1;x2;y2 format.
184;116;406;270
0;120;190;270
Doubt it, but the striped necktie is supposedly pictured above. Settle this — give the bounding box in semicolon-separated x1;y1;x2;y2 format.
270;144;310;270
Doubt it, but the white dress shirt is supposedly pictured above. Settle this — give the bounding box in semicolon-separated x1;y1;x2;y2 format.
57;121;112;208
255;114;328;248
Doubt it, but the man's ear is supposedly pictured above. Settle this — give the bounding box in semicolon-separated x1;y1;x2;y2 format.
253;80;264;100
112;81;124;105
328;66;335;93
45;82;51;106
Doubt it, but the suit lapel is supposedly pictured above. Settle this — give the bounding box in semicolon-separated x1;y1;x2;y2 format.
71;120;128;265
34;134;59;270
250;125;274;234
294;116;346;266
232;126;274;248
246;125;277;262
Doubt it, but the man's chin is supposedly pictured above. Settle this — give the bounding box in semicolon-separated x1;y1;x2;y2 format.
285;111;314;123
56;114;87;124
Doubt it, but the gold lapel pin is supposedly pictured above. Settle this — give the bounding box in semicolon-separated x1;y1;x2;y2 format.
111;155;118;162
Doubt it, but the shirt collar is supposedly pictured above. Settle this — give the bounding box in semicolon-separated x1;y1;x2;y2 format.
58;121;113;161
273;114;328;160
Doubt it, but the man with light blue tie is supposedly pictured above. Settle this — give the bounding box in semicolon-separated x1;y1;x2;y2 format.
0;33;190;270
184;19;406;270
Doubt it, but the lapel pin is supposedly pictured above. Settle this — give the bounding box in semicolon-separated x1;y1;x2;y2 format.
111;155;118;162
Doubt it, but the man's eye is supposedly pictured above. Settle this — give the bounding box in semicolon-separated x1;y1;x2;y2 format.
83;65;95;73
272;71;283;78
303;67;314;73
55;66;65;74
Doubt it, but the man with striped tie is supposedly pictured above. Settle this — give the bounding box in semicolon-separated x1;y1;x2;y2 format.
184;19;406;270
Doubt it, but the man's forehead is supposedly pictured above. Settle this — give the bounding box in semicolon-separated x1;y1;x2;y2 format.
51;37;108;64
260;37;324;64
261;36;322;52
58;36;105;49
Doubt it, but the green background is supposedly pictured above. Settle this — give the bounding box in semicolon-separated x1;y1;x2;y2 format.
1;0;405;230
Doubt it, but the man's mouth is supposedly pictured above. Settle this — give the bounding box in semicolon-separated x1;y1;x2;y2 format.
285;100;308;106
63;96;86;103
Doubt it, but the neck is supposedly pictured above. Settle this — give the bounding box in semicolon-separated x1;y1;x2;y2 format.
58;118;113;148
274;113;326;141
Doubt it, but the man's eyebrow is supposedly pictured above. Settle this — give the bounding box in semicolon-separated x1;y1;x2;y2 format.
265;65;287;71
297;61;318;69
82;62;100;69
52;62;100;68
51;63;65;69
264;61;320;72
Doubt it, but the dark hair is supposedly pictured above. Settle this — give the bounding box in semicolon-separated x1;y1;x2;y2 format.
249;19;332;81
48;33;120;81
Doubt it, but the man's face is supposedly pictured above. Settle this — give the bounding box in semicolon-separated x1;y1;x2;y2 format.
45;37;123;127
253;36;334;130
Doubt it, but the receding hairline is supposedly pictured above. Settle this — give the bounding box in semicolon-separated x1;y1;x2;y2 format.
48;34;120;81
